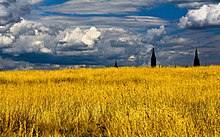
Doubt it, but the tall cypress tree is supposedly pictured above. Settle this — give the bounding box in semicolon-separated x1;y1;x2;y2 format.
114;60;118;68
194;48;200;66
151;48;156;67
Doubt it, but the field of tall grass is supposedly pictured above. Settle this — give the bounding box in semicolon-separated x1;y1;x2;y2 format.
0;66;219;136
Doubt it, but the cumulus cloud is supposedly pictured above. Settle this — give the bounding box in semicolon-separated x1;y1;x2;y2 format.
61;27;83;44
146;25;166;42
82;27;101;47
9;18;60;36
61;27;101;47
32;41;52;54
2;19;58;54
0;18;103;56
179;3;220;28
0;34;14;46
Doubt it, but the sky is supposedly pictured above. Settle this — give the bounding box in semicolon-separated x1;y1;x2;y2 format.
0;0;220;70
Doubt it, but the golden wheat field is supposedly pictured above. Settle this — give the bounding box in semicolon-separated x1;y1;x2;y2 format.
0;66;219;137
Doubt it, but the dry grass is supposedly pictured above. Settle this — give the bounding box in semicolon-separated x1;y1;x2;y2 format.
0;66;219;136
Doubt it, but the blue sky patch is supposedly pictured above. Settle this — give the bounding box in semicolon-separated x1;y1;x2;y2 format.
41;0;70;6
138;4;188;20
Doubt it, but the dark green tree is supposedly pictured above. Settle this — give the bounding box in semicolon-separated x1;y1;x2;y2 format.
194;48;200;66
114;60;118;68
151;48;156;67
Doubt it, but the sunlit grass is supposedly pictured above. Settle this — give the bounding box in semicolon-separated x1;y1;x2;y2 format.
0;66;219;136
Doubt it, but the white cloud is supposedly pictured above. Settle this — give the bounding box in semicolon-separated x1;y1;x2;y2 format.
61;27;101;47
128;55;136;62
40;47;52;54
0;34;14;46
146;25;166;42
2;19;102;55
62;27;84;44
32;41;52;54
10;19;36;35
3;20;57;54
179;3;220;28
9;18;60;36
82;27;101;47
32;41;43;47
177;2;209;8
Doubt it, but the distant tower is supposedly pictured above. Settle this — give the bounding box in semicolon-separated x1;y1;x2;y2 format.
151;48;156;67
114;60;118;68
194;48;200;66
